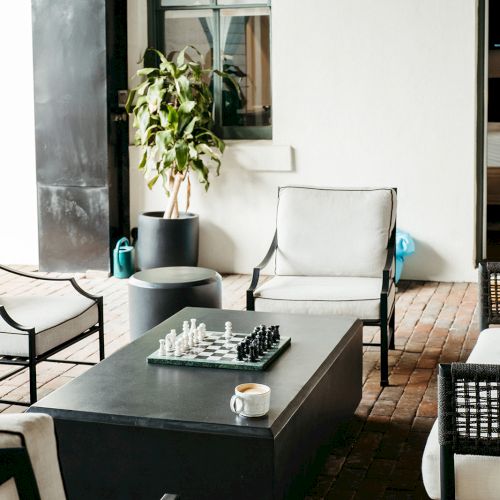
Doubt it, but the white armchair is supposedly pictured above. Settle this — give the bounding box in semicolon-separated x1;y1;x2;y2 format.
0;413;66;499
247;186;397;386
0;265;104;406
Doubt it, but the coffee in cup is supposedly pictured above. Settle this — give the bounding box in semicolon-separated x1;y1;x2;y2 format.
230;383;271;417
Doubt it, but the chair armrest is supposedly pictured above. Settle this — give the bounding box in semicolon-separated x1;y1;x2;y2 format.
0;264;102;303
0;306;34;333
246;232;277;310
382;241;396;294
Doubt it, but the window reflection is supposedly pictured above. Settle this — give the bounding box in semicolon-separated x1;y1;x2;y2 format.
221;8;271;127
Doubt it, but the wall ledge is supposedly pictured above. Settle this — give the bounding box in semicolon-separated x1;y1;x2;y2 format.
222;140;293;172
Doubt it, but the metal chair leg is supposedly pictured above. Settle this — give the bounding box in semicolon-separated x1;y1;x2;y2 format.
28;329;37;405
98;298;105;361
380;318;389;387
29;361;37;405
389;312;395;350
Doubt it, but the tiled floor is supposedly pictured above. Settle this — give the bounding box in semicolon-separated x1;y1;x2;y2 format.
0;268;478;499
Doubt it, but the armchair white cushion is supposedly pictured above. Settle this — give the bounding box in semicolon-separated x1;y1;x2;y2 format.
255;276;395;320
0;295;98;357
275;187;396;277
0;413;66;500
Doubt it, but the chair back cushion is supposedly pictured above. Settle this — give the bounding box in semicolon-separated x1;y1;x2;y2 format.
275;186;396;277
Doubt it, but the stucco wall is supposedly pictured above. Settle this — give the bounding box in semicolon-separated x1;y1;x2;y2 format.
0;0;38;264
128;0;479;282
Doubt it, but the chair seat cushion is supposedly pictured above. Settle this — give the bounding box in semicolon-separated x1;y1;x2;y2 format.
254;276;388;320
422;421;500;500
421;328;500;499
0;413;66;499
0;295;98;357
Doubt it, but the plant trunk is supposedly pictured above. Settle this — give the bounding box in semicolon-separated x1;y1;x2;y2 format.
164;172;184;219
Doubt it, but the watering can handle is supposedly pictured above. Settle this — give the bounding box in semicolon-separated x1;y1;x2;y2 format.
114;238;130;270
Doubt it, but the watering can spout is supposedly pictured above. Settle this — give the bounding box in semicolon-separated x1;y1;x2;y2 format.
113;237;134;279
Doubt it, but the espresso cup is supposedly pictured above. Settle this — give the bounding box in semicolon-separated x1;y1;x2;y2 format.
230;383;271;417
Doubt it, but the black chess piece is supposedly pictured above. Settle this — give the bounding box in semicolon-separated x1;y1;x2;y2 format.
267;332;273;349
249;345;257;362
257;339;264;356
261;338;268;352
236;345;244;361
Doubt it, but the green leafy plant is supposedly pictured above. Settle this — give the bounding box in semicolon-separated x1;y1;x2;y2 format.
126;47;226;219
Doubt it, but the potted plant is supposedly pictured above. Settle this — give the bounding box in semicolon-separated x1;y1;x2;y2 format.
126;47;226;270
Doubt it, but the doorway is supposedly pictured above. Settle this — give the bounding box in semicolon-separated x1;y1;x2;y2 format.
486;0;500;259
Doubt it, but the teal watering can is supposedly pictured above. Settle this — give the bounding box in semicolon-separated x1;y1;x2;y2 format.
113;238;134;279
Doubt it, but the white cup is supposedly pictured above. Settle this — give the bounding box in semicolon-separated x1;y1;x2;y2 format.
230;383;271;418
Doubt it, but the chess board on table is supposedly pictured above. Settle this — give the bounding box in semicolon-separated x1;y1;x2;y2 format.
147;331;291;371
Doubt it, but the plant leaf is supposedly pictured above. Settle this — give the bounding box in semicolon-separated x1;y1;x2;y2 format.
175;141;189;170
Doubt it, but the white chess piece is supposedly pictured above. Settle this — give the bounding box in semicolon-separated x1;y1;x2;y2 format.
159;339;166;356
224;321;233;342
164;337;172;353
196;325;203;343
174;339;182;356
168;329;177;349
182;321;190;337
190;318;197;331
198;323;206;340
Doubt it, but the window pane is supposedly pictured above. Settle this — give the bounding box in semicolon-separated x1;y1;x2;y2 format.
161;0;211;6
220;8;271;127
217;0;269;5
164;10;214;70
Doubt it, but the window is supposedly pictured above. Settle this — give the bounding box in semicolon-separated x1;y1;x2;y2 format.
148;0;272;139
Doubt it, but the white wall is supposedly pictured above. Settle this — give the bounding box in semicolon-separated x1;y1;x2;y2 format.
128;0;478;282
0;0;38;265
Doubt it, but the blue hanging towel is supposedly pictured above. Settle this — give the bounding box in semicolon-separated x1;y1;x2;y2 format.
395;230;415;283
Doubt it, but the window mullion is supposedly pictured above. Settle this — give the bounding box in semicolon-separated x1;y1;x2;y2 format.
213;9;223;130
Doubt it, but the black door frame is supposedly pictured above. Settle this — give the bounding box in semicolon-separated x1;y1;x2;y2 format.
476;0;487;264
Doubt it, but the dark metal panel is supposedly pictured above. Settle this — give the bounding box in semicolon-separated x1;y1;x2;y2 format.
37;185;109;272
32;0;108;186
477;0;487;262
106;0;130;246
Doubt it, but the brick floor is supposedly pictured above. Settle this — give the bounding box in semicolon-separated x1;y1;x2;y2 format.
0;268;478;498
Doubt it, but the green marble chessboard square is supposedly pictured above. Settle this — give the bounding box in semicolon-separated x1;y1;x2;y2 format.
147;332;291;371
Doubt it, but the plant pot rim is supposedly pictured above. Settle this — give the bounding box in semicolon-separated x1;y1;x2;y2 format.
141;211;198;220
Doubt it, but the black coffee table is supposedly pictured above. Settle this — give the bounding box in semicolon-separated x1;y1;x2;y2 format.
29;307;362;500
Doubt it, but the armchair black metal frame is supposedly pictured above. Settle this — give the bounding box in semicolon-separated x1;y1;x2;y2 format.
246;226;397;387
0;265;104;406
438;362;500;500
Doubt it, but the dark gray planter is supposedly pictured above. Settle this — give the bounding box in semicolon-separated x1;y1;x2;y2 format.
136;212;199;270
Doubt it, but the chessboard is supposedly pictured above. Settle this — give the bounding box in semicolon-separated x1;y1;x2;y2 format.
147;324;291;371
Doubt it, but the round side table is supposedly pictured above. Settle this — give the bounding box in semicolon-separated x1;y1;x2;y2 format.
128;266;222;340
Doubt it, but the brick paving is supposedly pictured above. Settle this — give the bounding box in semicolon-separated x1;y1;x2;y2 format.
0;268;479;498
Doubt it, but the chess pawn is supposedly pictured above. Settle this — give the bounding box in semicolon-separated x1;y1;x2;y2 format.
199;323;206;339
174;339;183;357
159;339;167;356
182;321;190;337
224;321;233;341
190;318;197;331
196;326;203;343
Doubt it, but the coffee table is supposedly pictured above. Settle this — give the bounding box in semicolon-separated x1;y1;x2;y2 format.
29;307;362;500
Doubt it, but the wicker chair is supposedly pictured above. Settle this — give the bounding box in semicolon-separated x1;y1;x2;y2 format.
438;362;500;499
